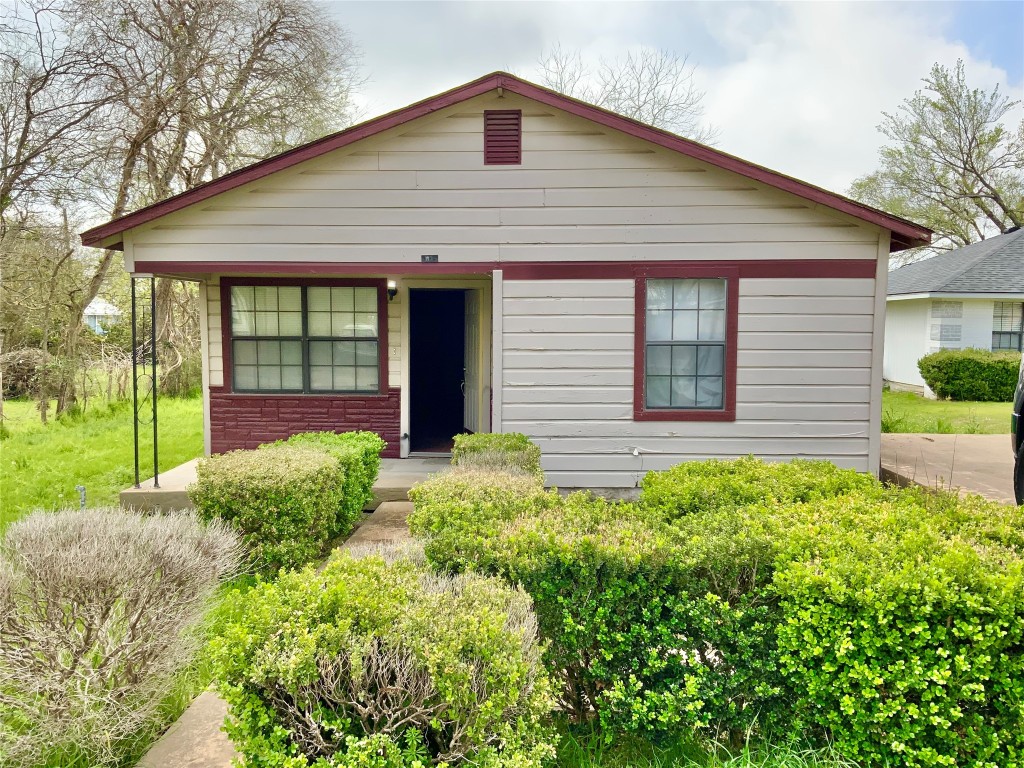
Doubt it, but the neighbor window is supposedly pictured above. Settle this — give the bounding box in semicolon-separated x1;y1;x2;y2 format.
636;276;735;421
229;282;383;393
993;301;1024;351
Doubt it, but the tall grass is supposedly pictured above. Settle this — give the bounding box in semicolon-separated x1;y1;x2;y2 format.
0;397;203;531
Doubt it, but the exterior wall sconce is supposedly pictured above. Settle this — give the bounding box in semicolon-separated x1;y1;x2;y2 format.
387;280;398;302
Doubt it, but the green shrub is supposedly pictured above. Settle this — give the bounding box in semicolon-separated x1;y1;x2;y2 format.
408;468;551;571
451;432;543;478
639;456;881;520
917;348;1022;401
189;444;342;576
774;492;1024;768
209;545;555;768
283;431;387;536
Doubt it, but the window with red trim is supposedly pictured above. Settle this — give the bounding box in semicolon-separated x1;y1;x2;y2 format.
634;271;738;421
225;280;386;394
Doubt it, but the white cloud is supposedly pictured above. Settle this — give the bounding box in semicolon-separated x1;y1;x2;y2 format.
698;2;1022;192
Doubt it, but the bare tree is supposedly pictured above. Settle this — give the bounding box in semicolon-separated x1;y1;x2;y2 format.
850;60;1024;263
538;44;717;143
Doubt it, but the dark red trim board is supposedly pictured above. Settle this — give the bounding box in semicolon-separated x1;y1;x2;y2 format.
633;268;740;422
82;72;930;252
219;277;389;397
138;258;878;280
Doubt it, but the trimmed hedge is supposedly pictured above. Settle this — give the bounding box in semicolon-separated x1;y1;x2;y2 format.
451;432;543;478
639;455;880;520
189;444;342;576
281;431;386;536
411;456;1024;763
210;546;555;768
917;348;1022;401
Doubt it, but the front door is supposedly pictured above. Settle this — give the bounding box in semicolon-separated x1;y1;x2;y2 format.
409;289;466;453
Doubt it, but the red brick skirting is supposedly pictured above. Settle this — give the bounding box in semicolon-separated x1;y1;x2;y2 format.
209;387;401;457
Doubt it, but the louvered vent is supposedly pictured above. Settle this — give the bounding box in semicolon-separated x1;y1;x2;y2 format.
484;110;522;165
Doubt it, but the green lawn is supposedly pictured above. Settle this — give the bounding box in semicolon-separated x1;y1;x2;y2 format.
0;397;203;531
882;390;1013;434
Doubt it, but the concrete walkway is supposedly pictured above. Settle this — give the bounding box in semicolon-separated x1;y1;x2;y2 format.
137;501;415;767
881;433;1017;505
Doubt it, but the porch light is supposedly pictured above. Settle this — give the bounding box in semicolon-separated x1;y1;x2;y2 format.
387;280;398;302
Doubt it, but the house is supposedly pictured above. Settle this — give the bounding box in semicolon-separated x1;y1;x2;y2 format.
84;298;122;334
884;228;1024;395
81;72;930;489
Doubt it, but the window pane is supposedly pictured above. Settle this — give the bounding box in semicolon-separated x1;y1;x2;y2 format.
354;288;377;311
278;287;301;312
334;341;356;366
231;286;254;312
255;311;279;336
234;365;257;390
310;366;332;390
333;366;356;390
332;287;355;312
646;375;671;408
254;286;278;311
354;312;378;337
281;341;302;365
696;376;724;408
697;345;724;375
699;279;726;309
356;341;378;366
281;366;303;390
257;340;280;365
234;340;257;365
647;280;673;310
671;376;697;407
308;287;331;312
647;345;671;375
698;310;726;341
332;312;356;336
671;345;696;375
279;311;302;336
231;309;255;335
672;310;698;341
356;366;379;391
308;311;332;336
309;341;332;365
673;280;700;309
647;310;672;341
258;366;281;390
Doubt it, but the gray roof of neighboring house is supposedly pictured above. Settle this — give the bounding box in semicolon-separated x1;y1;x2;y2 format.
887;227;1024;296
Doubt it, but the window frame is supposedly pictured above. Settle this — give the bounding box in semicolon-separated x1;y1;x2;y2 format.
633;266;739;422
992;301;1024;352
220;277;389;397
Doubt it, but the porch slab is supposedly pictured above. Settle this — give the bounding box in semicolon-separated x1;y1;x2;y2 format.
120;457;450;512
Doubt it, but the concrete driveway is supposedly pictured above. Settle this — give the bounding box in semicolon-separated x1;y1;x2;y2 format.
881;433;1017;505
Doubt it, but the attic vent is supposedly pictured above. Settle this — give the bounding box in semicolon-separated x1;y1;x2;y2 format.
484;110;522;165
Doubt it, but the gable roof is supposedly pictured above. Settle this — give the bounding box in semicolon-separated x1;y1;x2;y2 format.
887;228;1024;296
81;71;931;252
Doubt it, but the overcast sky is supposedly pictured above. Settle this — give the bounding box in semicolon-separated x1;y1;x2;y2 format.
324;0;1023;195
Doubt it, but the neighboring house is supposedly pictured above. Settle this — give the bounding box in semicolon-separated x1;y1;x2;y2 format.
84;298;122;334
885;228;1024;394
81;72;929;488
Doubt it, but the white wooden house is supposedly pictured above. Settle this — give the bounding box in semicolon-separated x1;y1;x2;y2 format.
82;73;930;488
885;228;1024;395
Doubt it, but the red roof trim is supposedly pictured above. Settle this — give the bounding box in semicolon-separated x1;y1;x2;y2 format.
81;71;931;252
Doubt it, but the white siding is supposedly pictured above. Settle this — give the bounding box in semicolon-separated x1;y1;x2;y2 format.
128;92;880;267
500;277;878;488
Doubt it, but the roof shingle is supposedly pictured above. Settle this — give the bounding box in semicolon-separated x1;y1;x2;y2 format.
887;228;1024;296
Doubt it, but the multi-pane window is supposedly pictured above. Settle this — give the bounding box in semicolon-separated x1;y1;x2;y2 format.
229;284;381;393
644;278;727;410
993;302;1024;351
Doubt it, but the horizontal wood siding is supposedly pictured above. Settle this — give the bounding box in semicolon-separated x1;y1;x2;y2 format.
501;277;878;486
129;93;881;266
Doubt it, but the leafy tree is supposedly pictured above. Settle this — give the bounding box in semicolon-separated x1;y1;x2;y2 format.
850;60;1024;260
538;44;717;143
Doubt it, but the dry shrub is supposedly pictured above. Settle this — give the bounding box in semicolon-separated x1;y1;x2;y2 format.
0;507;242;767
